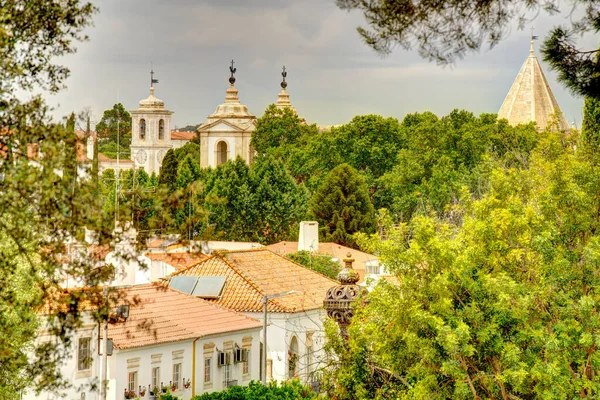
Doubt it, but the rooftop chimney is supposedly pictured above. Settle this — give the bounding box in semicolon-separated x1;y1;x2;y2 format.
298;221;319;252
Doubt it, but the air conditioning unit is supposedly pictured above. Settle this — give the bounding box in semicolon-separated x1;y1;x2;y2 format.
116;305;130;319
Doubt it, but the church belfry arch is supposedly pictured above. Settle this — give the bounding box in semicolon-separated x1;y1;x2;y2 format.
216;140;228;166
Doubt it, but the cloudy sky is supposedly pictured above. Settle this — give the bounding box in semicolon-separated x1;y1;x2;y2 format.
47;0;591;129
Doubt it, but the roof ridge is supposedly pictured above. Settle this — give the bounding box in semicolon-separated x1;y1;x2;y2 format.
161;285;262;326
170;253;217;276
263;247;339;284
218;252;289;312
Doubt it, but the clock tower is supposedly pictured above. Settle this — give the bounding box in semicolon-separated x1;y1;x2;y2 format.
130;71;173;175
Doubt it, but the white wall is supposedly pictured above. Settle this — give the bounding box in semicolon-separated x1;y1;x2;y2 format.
244;309;325;384
112;328;261;399
23;315;101;400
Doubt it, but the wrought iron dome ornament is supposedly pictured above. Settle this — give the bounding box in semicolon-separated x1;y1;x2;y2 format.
229;59;237;85
281;65;287;89
324;253;366;339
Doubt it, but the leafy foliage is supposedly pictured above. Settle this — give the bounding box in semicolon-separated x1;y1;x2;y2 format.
581;96;600;161
336;0;600;98
191;380;317;400
325;129;600;398
309;163;375;247
252;104;318;156
95;103;132;149
286;250;341;279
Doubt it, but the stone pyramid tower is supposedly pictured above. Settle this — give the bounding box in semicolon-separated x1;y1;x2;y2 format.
498;40;569;131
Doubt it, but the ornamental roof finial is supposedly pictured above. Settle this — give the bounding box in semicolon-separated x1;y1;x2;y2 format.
281;65;287;89
229;59;237;85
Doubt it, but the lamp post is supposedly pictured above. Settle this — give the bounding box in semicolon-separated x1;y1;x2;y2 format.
323;253;365;340
261;290;296;385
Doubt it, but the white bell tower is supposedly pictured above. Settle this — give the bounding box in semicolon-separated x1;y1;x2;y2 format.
130;69;174;175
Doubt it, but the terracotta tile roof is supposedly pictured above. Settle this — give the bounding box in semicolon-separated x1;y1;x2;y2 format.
266;242;378;283
108;284;261;350
145;252;208;271
171;249;337;313
170;131;196;140
98;153;133;163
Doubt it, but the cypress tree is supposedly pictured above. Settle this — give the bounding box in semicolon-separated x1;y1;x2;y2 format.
581;96;600;163
158;149;178;193
309;163;375;247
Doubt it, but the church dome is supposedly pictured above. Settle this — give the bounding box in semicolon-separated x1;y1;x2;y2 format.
138;87;165;110
208;84;255;121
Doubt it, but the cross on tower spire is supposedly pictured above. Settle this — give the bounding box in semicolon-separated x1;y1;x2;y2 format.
229;59;237;85
281;65;287;89
150;63;159;88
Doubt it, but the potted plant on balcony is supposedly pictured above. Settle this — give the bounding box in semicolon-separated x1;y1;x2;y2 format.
170;381;177;392
124;390;136;399
139;387;146;397
149;386;159;396
161;383;168;394
183;378;191;389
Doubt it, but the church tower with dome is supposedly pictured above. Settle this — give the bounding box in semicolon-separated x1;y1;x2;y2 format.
130;70;174;175
198;61;257;169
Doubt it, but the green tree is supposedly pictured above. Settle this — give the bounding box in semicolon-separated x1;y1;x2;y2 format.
191;380;317;400
63;112;78;191
309;163;375;247
95;103;132;149
326;129;600;399
286;250;340;279
0;1;136;396
158;149;179;193
91;134;99;192
581;96;600;161
252;104;317;156
336;0;600;98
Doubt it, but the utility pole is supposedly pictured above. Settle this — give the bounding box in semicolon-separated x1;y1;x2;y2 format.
101;286;108;400
261;290;296;385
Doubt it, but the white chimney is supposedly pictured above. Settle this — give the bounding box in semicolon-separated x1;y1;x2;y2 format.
86;135;94;160
298;221;319;252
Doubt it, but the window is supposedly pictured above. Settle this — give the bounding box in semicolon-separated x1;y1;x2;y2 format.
140;119;146;140
128;371;137;391
242;350;249;375
77;337;91;371
288;336;299;379
223;363;231;384
216;141;228;165
152;367;160;389
172;363;181;390
158;119;164;140
365;260;380;275
204;358;212;383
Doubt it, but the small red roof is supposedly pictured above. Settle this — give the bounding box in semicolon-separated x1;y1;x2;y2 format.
108;284;262;350
171;131;196;140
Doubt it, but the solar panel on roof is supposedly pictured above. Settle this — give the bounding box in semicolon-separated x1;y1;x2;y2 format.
169;276;199;294
192;276;226;299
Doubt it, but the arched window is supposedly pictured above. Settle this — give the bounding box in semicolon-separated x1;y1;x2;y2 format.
216;141;228;166
158;119;164;140
139;118;146;140
288;336;299;379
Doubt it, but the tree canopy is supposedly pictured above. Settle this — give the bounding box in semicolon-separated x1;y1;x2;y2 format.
336;0;600;98
95;102;132;151
309;163;375;247
324;128;600;398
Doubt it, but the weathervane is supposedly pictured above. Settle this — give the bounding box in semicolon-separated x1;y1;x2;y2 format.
280;65;287;89
530;27;538;41
229;59;237;85
150;62;159;88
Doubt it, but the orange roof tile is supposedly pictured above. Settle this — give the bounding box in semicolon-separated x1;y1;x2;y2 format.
170;131;196;140
171;249;337;313
108;284;262;350
145;252;208;271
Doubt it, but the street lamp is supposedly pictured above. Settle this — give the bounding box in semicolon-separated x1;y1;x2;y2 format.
262;290;296;385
